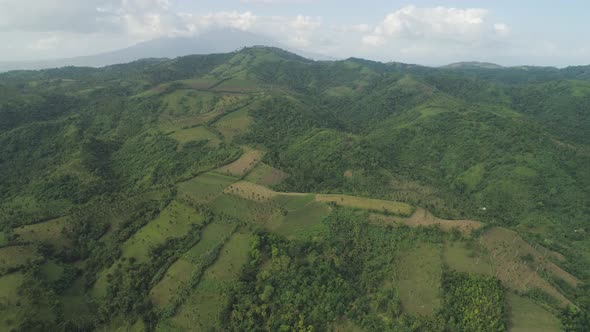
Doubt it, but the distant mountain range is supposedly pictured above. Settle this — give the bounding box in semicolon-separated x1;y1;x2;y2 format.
0;29;335;72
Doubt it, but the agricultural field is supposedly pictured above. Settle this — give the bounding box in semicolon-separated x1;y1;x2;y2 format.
212;108;252;141
119;200;202;263
443;241;493;275
216;149;263;177
395;243;442;316
244;162;288;186
158;232;253;331
479;227;578;305
0;273;26;331
13;216;71;248
210;193;275;223
269;200;331;239
506;293;561;332
210;78;261;93
371;207;483;236
316;194;414;216
177;172;237;204
168;125;221;146
150;220;236;307
0;245;42;273
94;200;202;297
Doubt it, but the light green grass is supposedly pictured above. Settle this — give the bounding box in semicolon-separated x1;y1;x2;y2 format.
211;78;260;92
0;273;25;331
212;108;252;141
40;261;64;283
316;194;413;216
210;194;273;222
396;243;442;316
150;220;236;307
168;126;221;146
270;199;331;239
60;278;95;322
0;245;42;273
507;293;561;332
443;241;493;275
244;163;288;186
94;201;202;297
122;200;202;263
324;86;354;97
273;193;316;210
13;216;71;248
178;172;237;204
458;163;485;191
160;232;253;331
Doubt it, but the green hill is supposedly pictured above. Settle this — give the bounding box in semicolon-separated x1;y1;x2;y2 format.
0;47;588;331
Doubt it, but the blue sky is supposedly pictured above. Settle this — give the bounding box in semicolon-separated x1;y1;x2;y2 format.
1;0;589;66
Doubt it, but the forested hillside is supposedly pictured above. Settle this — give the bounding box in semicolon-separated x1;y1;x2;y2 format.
0;47;588;331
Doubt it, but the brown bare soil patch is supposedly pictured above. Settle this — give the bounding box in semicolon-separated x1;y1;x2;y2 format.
372;208;483;236
217;150;263;177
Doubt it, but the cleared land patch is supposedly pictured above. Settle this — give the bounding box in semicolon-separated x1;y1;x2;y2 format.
480;227;578;306
0;273;26;331
0;245;42;273
216;149;263;177
244;163;288;186
162;232;253;331
94;201;202;297
150;220;236;307
271;200;331;239
316;194;413;216
178;172;237;204
443;241;493;275
212;108;252;141
13;216;71;248
168;126;221;146
506;293;561;332
372;208;483;236
121;200;202;263
395;243;442;316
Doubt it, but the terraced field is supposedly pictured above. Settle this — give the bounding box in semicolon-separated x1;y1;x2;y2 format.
150;220;236;307
157;232;253;331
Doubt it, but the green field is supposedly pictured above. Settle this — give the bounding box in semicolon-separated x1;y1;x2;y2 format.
0;273;25;331
212;108;252;141
316;194;414;216
121;200;202;262
178;172;237;204
210;193;274;223
507;293;561;332
244;163;288;186
158;232;253;331
150;220;236;307
269;198;331;239
396;243;442;316
168;126;221;146
0;245;42;273
94;201;202;297
443;241;493;275
13;216;71;248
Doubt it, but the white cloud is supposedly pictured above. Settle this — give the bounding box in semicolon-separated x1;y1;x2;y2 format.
291;15;321;30
362;34;385;46
27;36;59;50
364;5;508;46
239;0;313;3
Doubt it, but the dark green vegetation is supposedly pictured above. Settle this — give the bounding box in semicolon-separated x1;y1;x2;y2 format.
0;47;589;331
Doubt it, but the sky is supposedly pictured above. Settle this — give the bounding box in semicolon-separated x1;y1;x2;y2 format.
1;0;589;67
